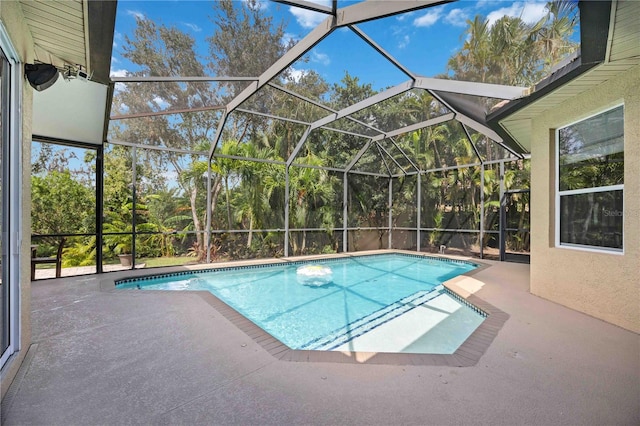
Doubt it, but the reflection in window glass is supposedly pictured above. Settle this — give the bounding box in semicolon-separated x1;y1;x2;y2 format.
560;190;623;250
558;106;624;191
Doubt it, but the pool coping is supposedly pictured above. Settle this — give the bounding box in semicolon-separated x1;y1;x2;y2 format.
102;250;507;366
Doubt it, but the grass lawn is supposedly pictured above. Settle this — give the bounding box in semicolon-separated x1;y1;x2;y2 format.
37;256;196;272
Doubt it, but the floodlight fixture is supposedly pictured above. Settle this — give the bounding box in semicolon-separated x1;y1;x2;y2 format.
24;63;59;91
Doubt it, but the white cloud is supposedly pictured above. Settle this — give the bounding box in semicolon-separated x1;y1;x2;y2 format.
165;170;178;181
111;56;120;64
391;26;405;37
126;10;146;21
117;102;129;113
310;50;330;66
109;69;130;97
475;0;503;9
413;10;442;28
289;67;308;82
152;96;170;109
242;0;269;11
396;11;416;22
289;0;331;29
486;1;547;27
398;35;410;49
110;69;129;78
444;8;470;27
281;32;297;47
519;2;548;23
183;22;202;32
113;30;122;48
110;71;127;95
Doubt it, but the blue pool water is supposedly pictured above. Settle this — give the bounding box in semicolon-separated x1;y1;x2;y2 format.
117;254;482;352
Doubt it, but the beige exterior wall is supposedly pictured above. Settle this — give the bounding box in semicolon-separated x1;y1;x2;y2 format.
530;65;640;333
0;1;35;400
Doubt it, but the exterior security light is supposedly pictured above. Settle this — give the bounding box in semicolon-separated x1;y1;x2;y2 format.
24;63;59;91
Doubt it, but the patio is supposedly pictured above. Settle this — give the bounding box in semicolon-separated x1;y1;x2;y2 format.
2;258;638;425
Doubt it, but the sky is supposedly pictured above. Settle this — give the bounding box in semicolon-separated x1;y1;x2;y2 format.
111;0;575;92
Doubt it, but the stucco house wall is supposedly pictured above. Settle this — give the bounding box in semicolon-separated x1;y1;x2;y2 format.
0;1;35;399
529;65;640;333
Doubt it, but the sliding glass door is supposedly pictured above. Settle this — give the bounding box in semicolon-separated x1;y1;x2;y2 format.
0;25;21;370
0;48;7;360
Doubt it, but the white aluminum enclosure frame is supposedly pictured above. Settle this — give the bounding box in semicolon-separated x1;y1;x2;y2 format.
107;0;532;260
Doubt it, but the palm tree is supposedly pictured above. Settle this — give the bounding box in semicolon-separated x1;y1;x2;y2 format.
232;143;279;248
175;157;210;261
448;16;491;83
214;140;243;229
288;153;335;255
447;2;579;87
534;1;579;69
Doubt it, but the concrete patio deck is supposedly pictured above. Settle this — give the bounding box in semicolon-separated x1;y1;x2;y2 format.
2;256;639;425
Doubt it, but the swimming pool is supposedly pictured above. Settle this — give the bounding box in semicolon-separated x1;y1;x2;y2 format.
117;253;485;354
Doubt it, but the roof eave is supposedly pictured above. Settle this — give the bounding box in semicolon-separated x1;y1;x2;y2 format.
486;59;601;151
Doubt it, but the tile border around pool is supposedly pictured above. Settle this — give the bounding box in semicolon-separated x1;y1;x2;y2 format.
111;249;488;288
104;250;505;366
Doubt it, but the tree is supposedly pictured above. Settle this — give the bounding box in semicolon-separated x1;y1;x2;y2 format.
31;171;95;237
113;1;301;261
208;0;296;143
288;153;336;254
232;143;280;246
534;1;579;68
32;144;81;176
31;170;95;264
208;0;292;83
115;18;220;260
447;1;579;86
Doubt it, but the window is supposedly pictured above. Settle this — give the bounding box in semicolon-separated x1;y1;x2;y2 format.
556;105;624;252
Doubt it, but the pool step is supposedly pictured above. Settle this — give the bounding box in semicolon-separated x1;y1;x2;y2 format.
300;285;445;351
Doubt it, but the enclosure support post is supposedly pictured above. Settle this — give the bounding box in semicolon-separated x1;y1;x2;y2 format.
480;165;485;259
284;165;290;257
96;145;104;273
417;172;421;252
131;146;137;269
499;161;506;261
205;159;212;263
343;172;348;253
388;178;393;249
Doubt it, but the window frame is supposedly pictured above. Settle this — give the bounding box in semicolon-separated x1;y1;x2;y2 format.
555;103;625;254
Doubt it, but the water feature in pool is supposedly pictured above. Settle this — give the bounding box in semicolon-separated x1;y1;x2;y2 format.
117;253;484;354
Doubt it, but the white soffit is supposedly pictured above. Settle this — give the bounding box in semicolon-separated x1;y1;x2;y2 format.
32;77;107;145
608;0;640;63
19;0;89;69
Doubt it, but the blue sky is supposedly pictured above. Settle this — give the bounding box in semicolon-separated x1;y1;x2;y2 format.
111;1;572;91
